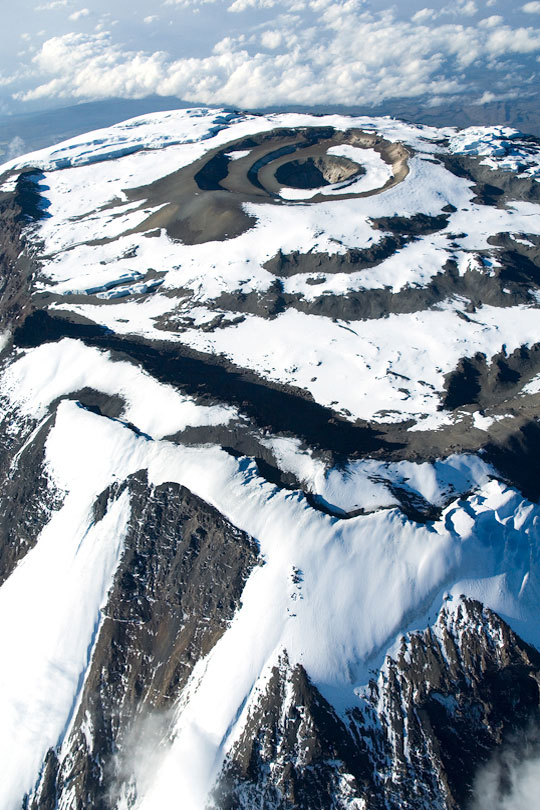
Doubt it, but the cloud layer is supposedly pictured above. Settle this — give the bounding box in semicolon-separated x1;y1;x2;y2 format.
3;0;540;110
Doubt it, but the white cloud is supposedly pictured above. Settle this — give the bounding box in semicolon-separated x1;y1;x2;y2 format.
474;89;497;102
228;0;283;10
412;8;436;22
479;15;503;27
260;29;283;48
143;15;159;23
10;1;540;110
471;727;540;810
486;25;540;55
164;0;304;7
69;8;90;20
459;0;478;14
523;1;540;12
164;0;221;6
36;0;69;9
0;72;16;87
6;136;26;159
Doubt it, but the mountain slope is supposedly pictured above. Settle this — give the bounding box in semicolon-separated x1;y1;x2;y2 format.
0;108;540;810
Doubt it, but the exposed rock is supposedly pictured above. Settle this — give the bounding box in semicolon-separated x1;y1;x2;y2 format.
274;155;362;188
4;112;540;810
27;471;259;809
0;172;42;333
211;654;373;810
484;419;540;502
211;599;540;810
263;237;405;278
0;412;63;585
13;310;393;460
443;344;540;411
443;155;540;206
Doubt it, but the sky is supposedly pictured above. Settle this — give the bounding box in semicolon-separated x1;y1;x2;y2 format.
1;0;540;115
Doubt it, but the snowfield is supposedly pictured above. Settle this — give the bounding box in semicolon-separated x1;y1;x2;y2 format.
2;108;536;426
448;125;540;178
1;107;540;809
1;394;539;809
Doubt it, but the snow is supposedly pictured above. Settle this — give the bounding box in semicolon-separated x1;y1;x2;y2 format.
51;293;540;427
0;109;445;179
449;125;540;179
262;435;493;514
17;110;539;432
225;150;251;160
278;145;394;200
3;339;235;438
171;304;540;424
0;108;244;175
0;374;539;809
326;144;394;192
7;116;454;295
522;373;540;395
0;331;11;354
1;107;540;808
472;412;508;430
132;440;539;809
449;125;522;158
0;418;132;810
281;233;452;298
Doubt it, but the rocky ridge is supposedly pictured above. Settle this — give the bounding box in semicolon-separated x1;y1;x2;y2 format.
0;109;539;810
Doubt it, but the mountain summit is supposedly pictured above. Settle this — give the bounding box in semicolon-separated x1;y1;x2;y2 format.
1;108;540;810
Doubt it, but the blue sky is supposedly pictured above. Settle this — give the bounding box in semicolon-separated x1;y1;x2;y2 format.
1;0;540;113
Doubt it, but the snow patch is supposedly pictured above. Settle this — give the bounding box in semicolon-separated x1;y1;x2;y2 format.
3;339;235;438
449;125;540;180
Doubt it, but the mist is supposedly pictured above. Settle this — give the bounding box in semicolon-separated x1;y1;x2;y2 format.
470;721;540;810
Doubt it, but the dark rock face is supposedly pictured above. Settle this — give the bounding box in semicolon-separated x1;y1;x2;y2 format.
365;599;540;810
443;155;540;207
274;155;362;189
484;419;540;502
0;174;41;333
220;258;538;323
26;471;258;810
0;413;63;585
211;600;540;810
443;344;540;411
211;655;371;810
263;239;406;278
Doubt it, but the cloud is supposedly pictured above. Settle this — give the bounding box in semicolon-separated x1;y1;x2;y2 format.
36;0;69;9
69;8;90;20
227;0;283;11
6;136;26;159
470;724;540;810
459;0;479;15
412;9;437;23
143;15;159;23
260;29;284;48
164;0;221;6
523;1;540;12
11;1;540;110
479;15;504;27
474;90;497;102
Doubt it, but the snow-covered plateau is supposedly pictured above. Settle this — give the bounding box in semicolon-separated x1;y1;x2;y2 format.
1;108;540;810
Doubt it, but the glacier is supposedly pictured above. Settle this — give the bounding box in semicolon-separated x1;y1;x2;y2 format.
0;107;539;809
